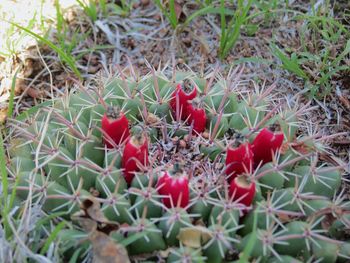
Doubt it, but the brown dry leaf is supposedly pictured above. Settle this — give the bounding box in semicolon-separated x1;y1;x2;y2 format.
72;197;130;263
0;108;7;124
90;230;130;263
81;197;109;223
277;213;292;223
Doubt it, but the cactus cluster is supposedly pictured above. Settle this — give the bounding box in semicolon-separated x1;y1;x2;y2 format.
7;67;349;262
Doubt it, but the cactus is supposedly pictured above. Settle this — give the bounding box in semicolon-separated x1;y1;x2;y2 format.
6;66;349;262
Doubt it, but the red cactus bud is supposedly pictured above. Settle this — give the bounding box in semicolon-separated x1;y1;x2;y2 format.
156;165;189;208
225;143;253;182
229;176;255;207
187;104;207;134
251;128;284;166
101;106;130;148
170;84;197;120
122;133;148;184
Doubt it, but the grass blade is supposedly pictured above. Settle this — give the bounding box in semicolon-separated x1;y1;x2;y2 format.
8;21;82;79
40;221;66;255
7;67;20;118
270;43;308;79
238;211;258;263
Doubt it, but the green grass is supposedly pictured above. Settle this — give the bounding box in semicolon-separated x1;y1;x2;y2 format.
76;0;98;22
0;126;11;238
270;43;308;80
154;0;179;29
9;21;82;79
237;211;258;263
219;0;253;59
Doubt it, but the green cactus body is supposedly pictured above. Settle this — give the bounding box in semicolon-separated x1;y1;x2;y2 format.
123;97;142;122
167;247;204;263
237;231;268;258
311;239;339;263
189;194;213;223
102;194;132;225
275;221;308;257
8;138;33;158
95;168;127;197
239;209;267;236
149;103;171;120
268;255;302;263
11;157;35;173
127;219;166;255
105;150;122;169
199;143;223;161
42;182;80;215
329;214;350;239
158;208;191;246
16;172;45;200
288;166;341;198
7;69;347;262
272;188;299;212
131;187;162;219
338;242;350;263
303;199;332;217
43;147;74;188
203;224;231;263
209;206;240;236
258;163;285;197
207;113;229;139
277;110;298;141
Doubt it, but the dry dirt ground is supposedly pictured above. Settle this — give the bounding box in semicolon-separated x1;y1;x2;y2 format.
0;0;349;164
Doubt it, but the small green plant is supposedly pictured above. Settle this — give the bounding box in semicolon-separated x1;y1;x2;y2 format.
219;0;253;59
270;43;308;80
76;0;98;22
154;0;179;29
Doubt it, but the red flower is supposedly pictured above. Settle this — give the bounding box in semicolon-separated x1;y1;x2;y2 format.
251;128;284;166
156;167;189;208
229;176;255;207
101;106;130;148
122;134;148;184
187;104;207;134
170;84;197;120
225;143;253;182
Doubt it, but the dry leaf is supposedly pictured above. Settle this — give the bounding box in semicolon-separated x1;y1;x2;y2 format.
72;197;130;263
90;230;130;263
178;228;202;248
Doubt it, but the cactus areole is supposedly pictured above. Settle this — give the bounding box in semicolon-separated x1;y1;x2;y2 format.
8;70;347;262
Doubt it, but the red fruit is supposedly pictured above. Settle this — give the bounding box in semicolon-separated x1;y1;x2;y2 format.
101;106;130;148
170;84;197;120
122;133;149;184
187;104;207;134
225;143;253;182
229;176;255;207
251;128;284;166
156;167;189;209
